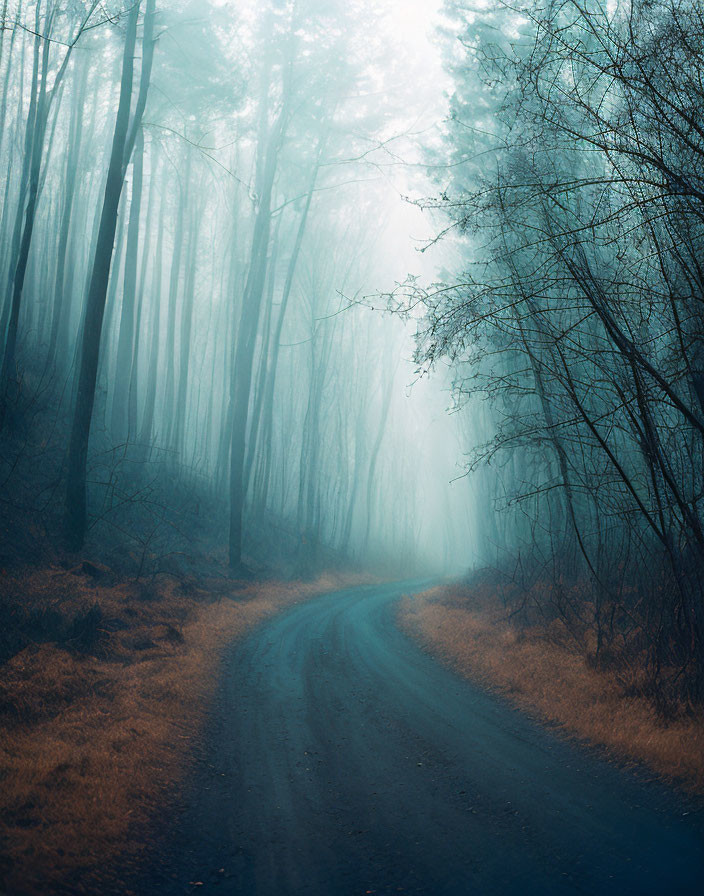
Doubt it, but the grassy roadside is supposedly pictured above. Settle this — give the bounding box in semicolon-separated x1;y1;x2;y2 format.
399;583;704;793
0;563;354;895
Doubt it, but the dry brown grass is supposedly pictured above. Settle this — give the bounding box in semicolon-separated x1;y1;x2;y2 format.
399;583;704;793
0;565;352;894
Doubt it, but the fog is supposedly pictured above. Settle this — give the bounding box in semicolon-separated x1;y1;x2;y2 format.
0;0;479;576
3;0;704;698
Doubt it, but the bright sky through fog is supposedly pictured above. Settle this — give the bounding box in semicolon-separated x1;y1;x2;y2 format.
387;0;443;55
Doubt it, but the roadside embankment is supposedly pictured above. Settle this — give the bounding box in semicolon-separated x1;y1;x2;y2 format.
399;583;704;793
0;563;356;894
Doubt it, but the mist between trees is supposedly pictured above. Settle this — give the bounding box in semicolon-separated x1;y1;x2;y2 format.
1;0;703;708
0;0;475;584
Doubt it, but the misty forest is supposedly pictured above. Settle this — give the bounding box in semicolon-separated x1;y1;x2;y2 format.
1;1;704;894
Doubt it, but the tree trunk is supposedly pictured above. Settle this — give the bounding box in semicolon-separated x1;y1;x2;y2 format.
228;108;286;570
0;11;43;405
173;199;200;453
252;165;319;510
139;172;166;451
162;154;190;449
64;1;151;550
47;58;89;367
128;138;158;439
111;126;144;437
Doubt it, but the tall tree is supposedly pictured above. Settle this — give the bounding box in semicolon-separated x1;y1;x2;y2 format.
65;0;156;550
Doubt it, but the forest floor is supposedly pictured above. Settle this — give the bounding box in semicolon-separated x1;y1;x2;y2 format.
399;581;704;794
0;560;364;895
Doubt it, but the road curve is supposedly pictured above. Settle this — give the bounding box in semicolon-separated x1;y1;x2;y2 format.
131;581;704;895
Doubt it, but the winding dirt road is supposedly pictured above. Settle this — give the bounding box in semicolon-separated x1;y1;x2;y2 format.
130;581;704;895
